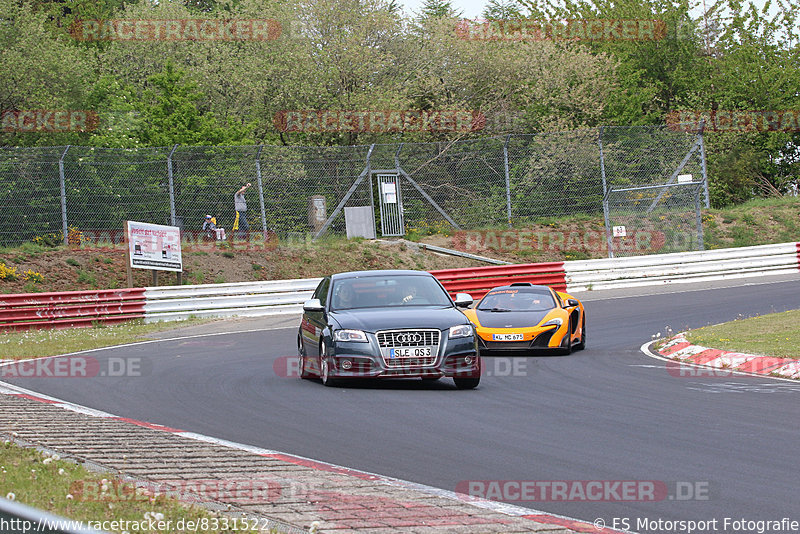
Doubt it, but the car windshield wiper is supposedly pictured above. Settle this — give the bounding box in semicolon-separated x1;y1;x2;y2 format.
481;307;513;312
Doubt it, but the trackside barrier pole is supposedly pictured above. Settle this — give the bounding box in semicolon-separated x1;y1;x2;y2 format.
597;127;613;258
167;144;178;226
255;145;267;236
59;145;71;246
503;134;512;228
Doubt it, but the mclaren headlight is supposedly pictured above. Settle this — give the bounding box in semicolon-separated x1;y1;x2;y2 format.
541;317;563;328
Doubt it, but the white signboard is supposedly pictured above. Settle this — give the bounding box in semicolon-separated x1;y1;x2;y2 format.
612;225;627;237
126;221;183;272
677;174;693;184
381;182;397;204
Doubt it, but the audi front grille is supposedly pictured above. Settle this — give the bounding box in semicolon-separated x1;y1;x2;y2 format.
376;329;440;368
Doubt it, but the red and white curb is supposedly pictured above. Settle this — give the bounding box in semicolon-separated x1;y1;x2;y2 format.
645;333;800;380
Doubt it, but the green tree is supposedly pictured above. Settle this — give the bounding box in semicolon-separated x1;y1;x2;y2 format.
138;62;253;147
482;0;523;20
0;0;95;146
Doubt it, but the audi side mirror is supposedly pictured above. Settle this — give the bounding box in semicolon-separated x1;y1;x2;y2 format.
303;298;324;312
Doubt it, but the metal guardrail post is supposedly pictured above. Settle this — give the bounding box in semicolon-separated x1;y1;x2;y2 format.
255;145;267;236
597;127;614;258
59;145;71;246
167;144;178;226
695;185;705;251
503;135;512;228
699;121;710;208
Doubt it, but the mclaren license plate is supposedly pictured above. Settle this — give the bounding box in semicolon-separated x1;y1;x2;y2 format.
492;333;524;341
389;346;433;359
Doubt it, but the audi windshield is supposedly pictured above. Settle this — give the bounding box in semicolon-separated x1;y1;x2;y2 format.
330;274;453;311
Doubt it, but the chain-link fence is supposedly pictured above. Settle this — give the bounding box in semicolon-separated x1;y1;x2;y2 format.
600;126;707;257
0;125;708;257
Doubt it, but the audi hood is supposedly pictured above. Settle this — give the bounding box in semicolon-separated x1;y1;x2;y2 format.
330;307;471;332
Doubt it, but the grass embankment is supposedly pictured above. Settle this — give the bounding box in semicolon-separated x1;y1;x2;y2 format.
0;441;263;534
0;198;798;295
684;309;800;359
0;319;210;361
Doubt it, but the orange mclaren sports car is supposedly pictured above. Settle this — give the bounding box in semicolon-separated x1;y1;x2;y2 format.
462;283;585;355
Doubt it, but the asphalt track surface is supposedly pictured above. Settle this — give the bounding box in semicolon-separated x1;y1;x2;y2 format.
5;277;800;531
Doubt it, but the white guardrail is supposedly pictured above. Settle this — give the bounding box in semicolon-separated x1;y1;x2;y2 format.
144;278;321;322
142;242;799;322
565;242;800;292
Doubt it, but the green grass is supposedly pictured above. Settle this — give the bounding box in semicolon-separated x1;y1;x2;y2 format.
0;319;211;361
65;258;80;267
0;441;262;534
76;270;97;286
685;310;800;359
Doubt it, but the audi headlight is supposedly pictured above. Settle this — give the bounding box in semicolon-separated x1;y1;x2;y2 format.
541;317;563;328
449;324;473;338
333;329;368;342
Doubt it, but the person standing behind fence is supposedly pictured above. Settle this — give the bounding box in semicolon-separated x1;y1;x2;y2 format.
233;182;251;239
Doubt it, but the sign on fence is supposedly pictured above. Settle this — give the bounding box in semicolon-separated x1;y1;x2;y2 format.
124;221;183;272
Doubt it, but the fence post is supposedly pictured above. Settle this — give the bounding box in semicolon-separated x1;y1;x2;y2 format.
503;135;512;228
59;145;71;246
699;121;710;208
255;145;267;236
695;186;705;251
597;127;614;258
167;145;178;226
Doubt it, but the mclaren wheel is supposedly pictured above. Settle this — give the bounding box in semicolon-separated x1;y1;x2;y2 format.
574;316;586;351
557;319;573;355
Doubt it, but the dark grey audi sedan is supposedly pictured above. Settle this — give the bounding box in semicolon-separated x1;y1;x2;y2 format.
297;270;481;389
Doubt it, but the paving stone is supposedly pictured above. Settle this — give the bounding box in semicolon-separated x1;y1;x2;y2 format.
0;392;587;534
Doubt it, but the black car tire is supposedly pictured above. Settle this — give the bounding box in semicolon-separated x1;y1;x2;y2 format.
319;341;339;387
557;319;573;355
574;316;586;351
453;376;480;389
298;334;312;379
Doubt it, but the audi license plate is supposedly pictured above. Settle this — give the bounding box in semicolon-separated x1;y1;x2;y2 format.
389;346;432;359
492;333;524;341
